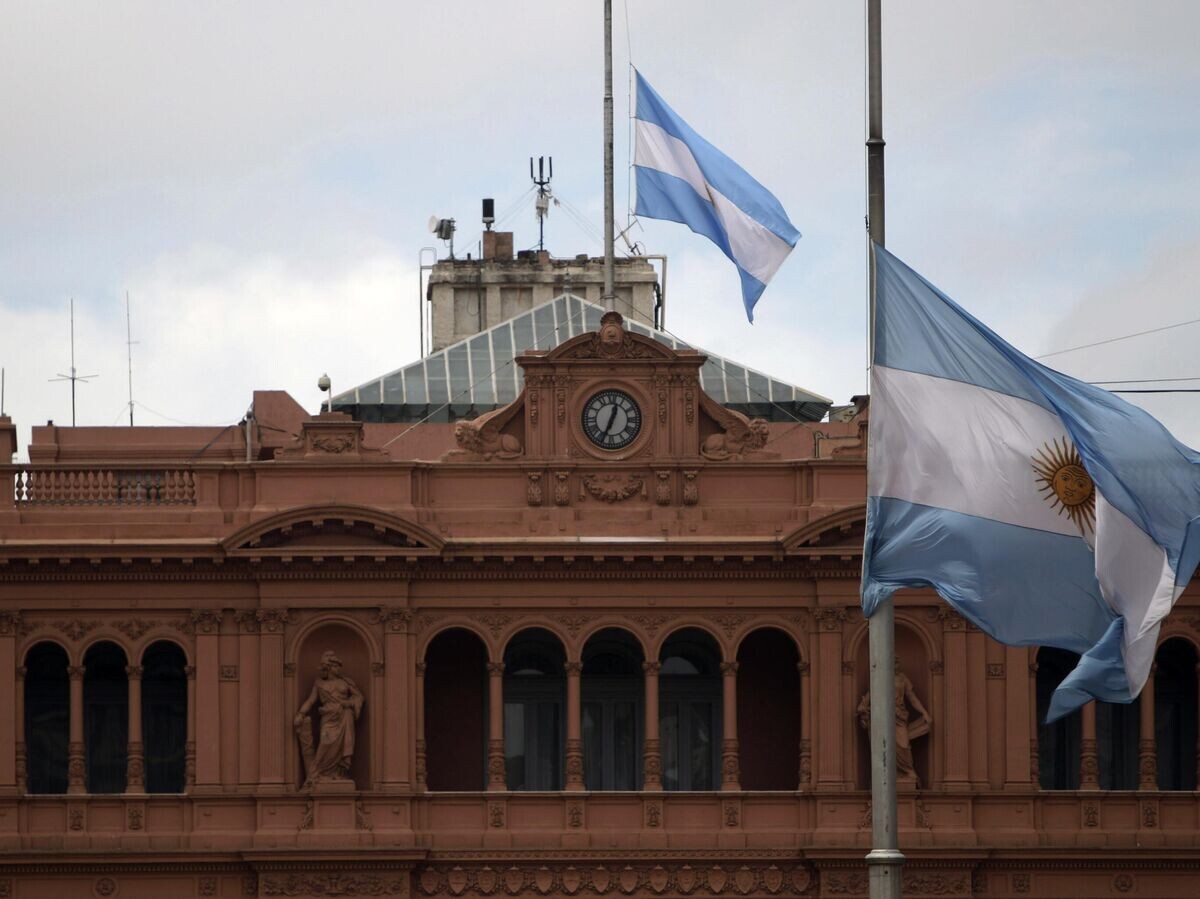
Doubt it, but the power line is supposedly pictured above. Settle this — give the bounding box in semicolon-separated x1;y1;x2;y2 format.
1037;316;1200;360
1088;377;1200;385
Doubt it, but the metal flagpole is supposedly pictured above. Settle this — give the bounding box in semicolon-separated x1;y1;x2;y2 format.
865;1;902;897
602;0;616;311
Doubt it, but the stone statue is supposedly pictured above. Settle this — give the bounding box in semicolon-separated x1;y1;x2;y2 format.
294;650;364;787
857;667;932;785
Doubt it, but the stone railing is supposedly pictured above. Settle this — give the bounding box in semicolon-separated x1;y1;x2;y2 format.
11;466;197;506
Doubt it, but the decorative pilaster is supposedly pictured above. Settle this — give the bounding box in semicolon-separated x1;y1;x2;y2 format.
125;665;145;792
812;607;847;788
1139;664;1158;790
233;611;260;787
192;610;222;790
487;662;506;791
642;661;662;790
564;661;585;791
1028;660;1040;786
255;609;289;790
14;665;26;793
184;666;196;788
1080;702;1099;790
414;662;427;791
720;661;740;791
797;661;812;789
375;606;413;790
940;609;969;789
67;665;86;793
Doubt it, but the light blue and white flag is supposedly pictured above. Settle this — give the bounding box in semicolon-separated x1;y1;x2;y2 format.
862;245;1200;721
633;70;800;322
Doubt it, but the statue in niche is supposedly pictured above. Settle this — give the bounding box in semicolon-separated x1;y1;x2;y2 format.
294;651;364;787
856;666;932;785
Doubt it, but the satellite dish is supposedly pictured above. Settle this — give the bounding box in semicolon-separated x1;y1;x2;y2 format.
428;215;440;234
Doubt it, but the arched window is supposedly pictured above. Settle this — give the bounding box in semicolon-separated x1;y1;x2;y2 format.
737;628;799;790
582;628;643;790
1155;638;1198;791
142;641;187;793
1097;696;1139;790
24;643;69;794
83;642;128;794
504;628;565;791
424;629;488;791
1037;647;1081;790
660;628;721;791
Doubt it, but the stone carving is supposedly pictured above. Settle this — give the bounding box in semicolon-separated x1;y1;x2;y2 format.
681;470;698;505
856;668;932;785
54;619;98;641
69;806;84;830
190;609;222;634
311;435;354;454
0;611;17;636
1138;738;1158;789
1079;738;1100;787
903;872;970;895
567;802;583;828
94;878;118;897
699;394;773;461
262;872;410;896
198;875;218;895
446;401;524;462
1112;873;1135;893
654;470;671;506
1082;802;1099;827
824;870;868;895
554;471;570;506
527;473;543;506
294;650;364;788
1011;872;1031;893
564;311;659;360
581;473;643;503
1141;800;1157;828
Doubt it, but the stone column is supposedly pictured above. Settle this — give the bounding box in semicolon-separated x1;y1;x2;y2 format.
642;661;662;790
414;662;427;791
1027;656;1040;788
13;665;26;793
234;612;260;789
1004;645;1033;788
125;665;145;793
191;610;222;790
941;610;970;789
798;661;812;789
564;661;585;791
0;615;17;792
184;666;196;788
813;607;846;789
720;661;740;791
67;664;85;793
487;662;506;791
379;608;412;791
255;609;288;790
1139;665;1157;790
1079;701;1100;789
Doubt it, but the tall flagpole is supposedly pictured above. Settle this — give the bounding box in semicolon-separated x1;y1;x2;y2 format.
865;1;902;897
602;0;616;311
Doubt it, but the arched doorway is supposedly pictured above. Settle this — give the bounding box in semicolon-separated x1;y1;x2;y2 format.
503;628;566;791
581;628;643;790
659;628;721;791
83;641;129;794
142;641;187;793
24;642;69;794
424;628;488;790
737;628;799;790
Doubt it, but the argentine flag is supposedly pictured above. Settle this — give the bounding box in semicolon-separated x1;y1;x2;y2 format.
633;71;800;322
862;245;1200;721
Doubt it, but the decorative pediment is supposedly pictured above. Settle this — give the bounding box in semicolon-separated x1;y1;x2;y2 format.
543;311;679;362
276;412;385;461
781;504;867;552
222;504;444;556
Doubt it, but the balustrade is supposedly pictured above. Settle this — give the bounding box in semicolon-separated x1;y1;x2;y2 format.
11;467;196;506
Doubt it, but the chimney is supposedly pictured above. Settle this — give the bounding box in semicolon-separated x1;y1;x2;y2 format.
483;231;514;261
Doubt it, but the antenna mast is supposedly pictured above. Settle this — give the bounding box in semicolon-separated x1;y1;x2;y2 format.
602;0;615;310
126;291;138;426
530;156;553;252
49;298;97;427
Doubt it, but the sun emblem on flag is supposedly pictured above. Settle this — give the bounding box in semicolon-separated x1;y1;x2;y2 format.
1032;437;1095;533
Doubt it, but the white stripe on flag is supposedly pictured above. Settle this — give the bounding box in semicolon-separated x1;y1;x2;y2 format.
635;119;793;286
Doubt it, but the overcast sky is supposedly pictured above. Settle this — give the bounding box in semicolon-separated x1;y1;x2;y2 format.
1;1;1198;455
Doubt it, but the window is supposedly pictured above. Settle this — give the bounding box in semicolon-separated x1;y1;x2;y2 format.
1155;638;1199;791
83;642;128;794
660;629;721;791
1097;698;1139;790
582;629;643;791
1037;647;1081;789
737;628;800;790
24;642;69;794
504;629;565;791
142;642;187;793
424;629;488;791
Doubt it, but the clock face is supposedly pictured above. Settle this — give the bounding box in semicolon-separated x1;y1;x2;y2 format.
582;389;642;450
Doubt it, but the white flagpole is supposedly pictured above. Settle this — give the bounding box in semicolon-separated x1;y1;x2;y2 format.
865;0;903;897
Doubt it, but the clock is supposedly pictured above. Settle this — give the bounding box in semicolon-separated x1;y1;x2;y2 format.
582;389;642;450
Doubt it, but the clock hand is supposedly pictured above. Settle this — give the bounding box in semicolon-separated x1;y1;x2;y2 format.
605;406;622;436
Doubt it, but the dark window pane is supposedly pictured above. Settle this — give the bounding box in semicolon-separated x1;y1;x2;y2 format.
142;642;186;793
582;702;602;790
84;642;128;794
661;701;680;791
504;703;526;791
25;643;69;794
613;701;637;791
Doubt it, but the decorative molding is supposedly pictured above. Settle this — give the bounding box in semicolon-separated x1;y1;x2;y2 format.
986;663;1005;678
811;608;847;631
54;619;98;641
682;470;698;505
581;473;644;503
255;608;292;633
554;471;571;507
711;614;748;638
372;606;413;633
526;473;543;507
262;872;408;897
0;611;21;635
476;614;513;639
190;609;222;635
219;665;238;681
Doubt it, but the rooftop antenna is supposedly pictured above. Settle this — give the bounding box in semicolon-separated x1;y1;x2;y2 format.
530;155;553;252
1;367;5;416
428;215;457;259
48;298;97;427
125;291;138;426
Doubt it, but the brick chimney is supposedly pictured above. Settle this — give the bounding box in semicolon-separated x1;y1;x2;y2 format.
482;231;514;261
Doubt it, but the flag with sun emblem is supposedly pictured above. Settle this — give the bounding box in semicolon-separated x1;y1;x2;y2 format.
861;244;1200;721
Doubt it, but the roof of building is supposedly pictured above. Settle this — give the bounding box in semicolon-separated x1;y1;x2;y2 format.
331;294;832;423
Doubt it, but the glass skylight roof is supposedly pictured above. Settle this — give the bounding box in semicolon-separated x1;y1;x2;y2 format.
331;294;831;423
